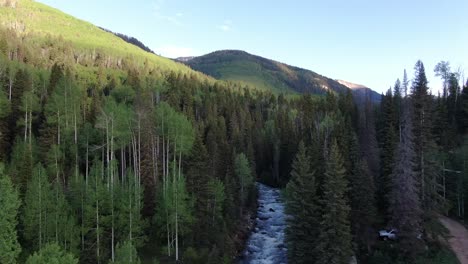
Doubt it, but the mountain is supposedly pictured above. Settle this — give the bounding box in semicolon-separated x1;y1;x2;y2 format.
337;80;382;103
0;0;379;102
176;56;196;62
336;80;368;90
0;0;209;77
183;50;350;95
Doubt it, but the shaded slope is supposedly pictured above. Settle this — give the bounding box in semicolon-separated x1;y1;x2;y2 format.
337;80;382;103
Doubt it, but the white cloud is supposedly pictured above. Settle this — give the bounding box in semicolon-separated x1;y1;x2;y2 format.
217;19;233;32
151;0;183;26
218;25;231;32
157;46;196;58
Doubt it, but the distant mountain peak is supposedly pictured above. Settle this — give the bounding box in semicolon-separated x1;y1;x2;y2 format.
209;49;250;55
337;80;381;103
336;80;369;90
175;56;197;62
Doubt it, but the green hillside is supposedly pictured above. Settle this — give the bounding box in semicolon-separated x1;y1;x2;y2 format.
0;0;209;78
182;50;350;94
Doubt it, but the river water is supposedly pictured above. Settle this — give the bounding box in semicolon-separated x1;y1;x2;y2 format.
240;183;288;264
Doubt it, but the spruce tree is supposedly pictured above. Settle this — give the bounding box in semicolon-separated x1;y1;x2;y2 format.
393;79;403;141
380;88;397;212
387;100;424;257
315;140;353;264
185;133;212;244
411;60;442;212
0;164;21;264
285;141;319;263
348;132;376;254
459;82;468;133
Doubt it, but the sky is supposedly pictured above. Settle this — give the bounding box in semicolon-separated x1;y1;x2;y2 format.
38;0;468;93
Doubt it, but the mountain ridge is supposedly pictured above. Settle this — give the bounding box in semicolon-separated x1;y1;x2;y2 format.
337;79;381;103
181;50;381;102
182;49;350;95
0;0;209;78
337;80;369;90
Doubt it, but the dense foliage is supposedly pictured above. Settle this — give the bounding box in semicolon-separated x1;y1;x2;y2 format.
0;19;308;262
0;2;467;263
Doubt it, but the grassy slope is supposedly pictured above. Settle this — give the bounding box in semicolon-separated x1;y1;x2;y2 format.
0;0;209;77
185;50;350;95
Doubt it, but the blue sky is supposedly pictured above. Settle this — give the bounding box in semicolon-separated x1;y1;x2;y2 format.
38;0;468;93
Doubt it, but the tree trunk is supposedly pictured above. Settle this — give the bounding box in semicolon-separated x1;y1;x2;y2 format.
111;119;115;262
8;76;13;101
24;101;28;142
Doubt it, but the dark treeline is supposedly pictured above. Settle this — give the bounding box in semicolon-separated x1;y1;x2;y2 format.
98;27;155;55
284;60;468;264
1;24;467;264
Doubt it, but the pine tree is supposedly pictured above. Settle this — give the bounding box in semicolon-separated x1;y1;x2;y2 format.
358;95;380;192
433;94;450;149
348;132;376;254
379;88;397;213
458;82;468;133
185;133;211;243
387;100;424;257
285;141;319;263
402;69;409;97
0;163;21;264
411;60;442;212
393;79;403;141
315;140;353;264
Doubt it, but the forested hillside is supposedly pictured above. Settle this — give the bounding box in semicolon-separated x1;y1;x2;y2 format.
0;0;208;76
182;50;350;94
0;2;323;262
0;1;467;264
